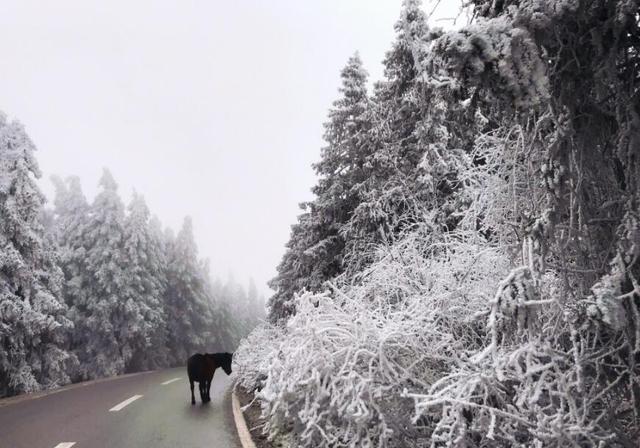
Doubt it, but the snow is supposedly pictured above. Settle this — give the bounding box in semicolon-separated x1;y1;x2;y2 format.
238;0;640;446
2;0;640;445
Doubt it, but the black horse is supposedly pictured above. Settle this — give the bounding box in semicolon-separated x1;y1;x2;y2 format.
187;352;233;404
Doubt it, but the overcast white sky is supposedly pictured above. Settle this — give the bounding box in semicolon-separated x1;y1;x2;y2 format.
0;0;464;295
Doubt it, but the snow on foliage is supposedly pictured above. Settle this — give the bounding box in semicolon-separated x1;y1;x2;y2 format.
237;228;510;447
121;193;169;370
427;15;550;107
242;0;640;446
0;113;75;396
164;217;214;363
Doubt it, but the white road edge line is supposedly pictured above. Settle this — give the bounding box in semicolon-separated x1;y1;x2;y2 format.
109;394;143;412
53;443;76;448
161;377;182;385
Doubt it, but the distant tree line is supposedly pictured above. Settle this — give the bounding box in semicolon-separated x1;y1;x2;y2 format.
0;114;264;397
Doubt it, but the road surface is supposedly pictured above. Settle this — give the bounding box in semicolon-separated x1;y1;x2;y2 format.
0;368;240;448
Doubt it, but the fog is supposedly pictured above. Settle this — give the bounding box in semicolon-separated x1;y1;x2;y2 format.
0;0;464;294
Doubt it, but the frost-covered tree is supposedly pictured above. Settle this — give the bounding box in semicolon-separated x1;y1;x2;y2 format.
238;0;640;446
0;113;75;396
345;0;465;244
268;1;470;323
121;194;168;371
72;169;130;379
164;217;214;364
247;278;264;323
219;274;249;340
410;0;640;444
147;215;171;363
268;211;314;321
268;53;371;322
204;266;240;350
51;176;90;328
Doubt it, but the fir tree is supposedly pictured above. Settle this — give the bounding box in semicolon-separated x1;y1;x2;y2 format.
0;113;75;396
164;217;213;364
247;277;263;324
51;176;91;331
268;1;470;325
348;0;443;239
202;264;237;351
147;215;170;364
268;53;371;322
74;169;129;379
121;194;167;371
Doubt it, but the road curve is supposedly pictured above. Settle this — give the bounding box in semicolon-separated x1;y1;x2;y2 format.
0;368;240;448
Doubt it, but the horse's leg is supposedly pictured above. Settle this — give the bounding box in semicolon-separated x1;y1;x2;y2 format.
206;373;214;401
199;381;206;403
190;379;195;405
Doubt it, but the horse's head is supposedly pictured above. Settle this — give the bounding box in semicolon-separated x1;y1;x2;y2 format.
220;352;233;375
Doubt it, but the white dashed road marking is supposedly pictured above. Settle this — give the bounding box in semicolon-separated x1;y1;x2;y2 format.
53;443;76;448
161;377;182;385
109;394;143;412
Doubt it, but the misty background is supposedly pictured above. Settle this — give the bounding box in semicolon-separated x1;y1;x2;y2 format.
0;0;464;294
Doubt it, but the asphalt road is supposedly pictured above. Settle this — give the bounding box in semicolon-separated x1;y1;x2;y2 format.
0;367;240;448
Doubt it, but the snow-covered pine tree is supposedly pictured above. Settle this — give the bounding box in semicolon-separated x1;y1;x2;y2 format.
164;217;214;364
201;263;237;351
224;274;252;337
51;176;91;339
147;215;170;366
121;193;168;371
268;53;371;322
346;0;454;242
247;277;263;325
73;169;130;379
407;0;640;443
236;1;640;445
267;211;314;322
268;2;466;324
0;113;75;396
51;176;89;248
